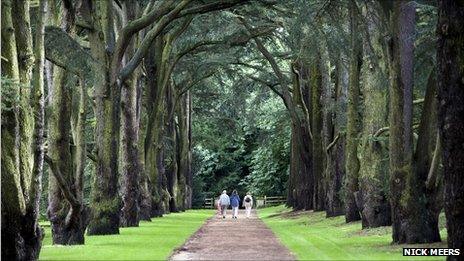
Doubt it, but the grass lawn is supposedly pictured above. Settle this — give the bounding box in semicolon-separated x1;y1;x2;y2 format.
39;209;214;260
258;205;447;261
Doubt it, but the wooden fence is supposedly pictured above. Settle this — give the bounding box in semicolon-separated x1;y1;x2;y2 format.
203;198;214;209
203;195;286;209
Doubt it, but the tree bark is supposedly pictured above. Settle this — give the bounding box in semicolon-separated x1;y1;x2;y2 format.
1;0;47;259
326;55;348;218
345;0;362;223
311;56;325;211
46;1;88;244
178;91;192;210
389;1;439;244
437;0;464;256
357;2;391;229
86;0;121;235
120;0;141;228
414;69;442;242
144;38;166;217
165;83;179;213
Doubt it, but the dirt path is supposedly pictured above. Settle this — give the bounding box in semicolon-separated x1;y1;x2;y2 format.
170;209;295;260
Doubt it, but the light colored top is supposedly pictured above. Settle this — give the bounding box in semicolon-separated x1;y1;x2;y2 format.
243;195;253;207
219;193;230;206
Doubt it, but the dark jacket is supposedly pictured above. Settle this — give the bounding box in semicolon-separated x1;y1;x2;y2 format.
230;194;240;207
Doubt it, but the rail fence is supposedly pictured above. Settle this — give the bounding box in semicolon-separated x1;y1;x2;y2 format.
203;195;286;209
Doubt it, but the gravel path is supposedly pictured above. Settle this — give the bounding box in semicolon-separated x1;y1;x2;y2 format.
170;209;295;260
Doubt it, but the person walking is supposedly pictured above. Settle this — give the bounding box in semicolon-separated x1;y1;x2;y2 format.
243;192;253;218
230;190;240;219
219;190;230;219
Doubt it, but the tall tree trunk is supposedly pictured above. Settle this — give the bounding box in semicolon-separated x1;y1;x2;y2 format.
120;74;141;226
437;0;464;255
177;91;191;210
345;0;362;223
12;0;35;201
47;1;87;244
357;2;391;228
288;62;314;210
320;43;335;216
144;39;166;217
326;55;348;218
165;83;179;213
27;0;47;257
120;0;141;227
389;1;438;243
138;67;152;221
1;0;45;259
414;69;442;242
311;56;325;211
86;0;121;235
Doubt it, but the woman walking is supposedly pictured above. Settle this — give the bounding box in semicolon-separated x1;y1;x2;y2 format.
243;192;253;218
219;190;230;219
230;190;240;219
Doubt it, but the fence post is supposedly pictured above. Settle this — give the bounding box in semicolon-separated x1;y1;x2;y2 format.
264;195;267;207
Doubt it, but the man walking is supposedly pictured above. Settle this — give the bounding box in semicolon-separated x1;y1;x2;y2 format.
219;190;230;219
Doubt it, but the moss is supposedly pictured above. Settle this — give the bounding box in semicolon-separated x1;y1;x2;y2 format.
92;198;120;216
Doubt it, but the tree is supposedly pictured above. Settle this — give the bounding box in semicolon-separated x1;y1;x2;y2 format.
344;0;362;222
388;0;441;243
1;0;47;259
46;0;89;244
437;0;464;255
357;1;391;228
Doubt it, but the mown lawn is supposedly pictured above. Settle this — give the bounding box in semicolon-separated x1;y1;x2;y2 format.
39;209;214;260
258;205;447;261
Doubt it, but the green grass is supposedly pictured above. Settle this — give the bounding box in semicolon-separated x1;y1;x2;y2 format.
258;205;447;261
39;209;214;260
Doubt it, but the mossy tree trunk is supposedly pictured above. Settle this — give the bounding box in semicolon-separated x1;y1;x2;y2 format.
144;38;167;217
1;0;46;259
326;54;348;218
310;56;325;211
289;61;314;210
12;0;35;200
414;69;442;242
357;2;391;229
86;0;121;235
165;83;179;213
47;0;88;245
178;91;192;210
388;1;440;244
120;0;141;228
345;0;362;223
437;0;464;255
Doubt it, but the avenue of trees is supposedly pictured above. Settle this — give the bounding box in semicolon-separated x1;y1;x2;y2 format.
1;0;463;260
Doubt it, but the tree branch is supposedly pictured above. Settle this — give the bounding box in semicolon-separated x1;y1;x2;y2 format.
374;123;420;137
178;71;217;97
178;0;251;17
111;0;175;77
426;133;442;190
44;26;95;79
44;155;80;207
326;133;341;152
237;16;287;86
246;74;284;100
86;149;97;163
119;0;191;82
